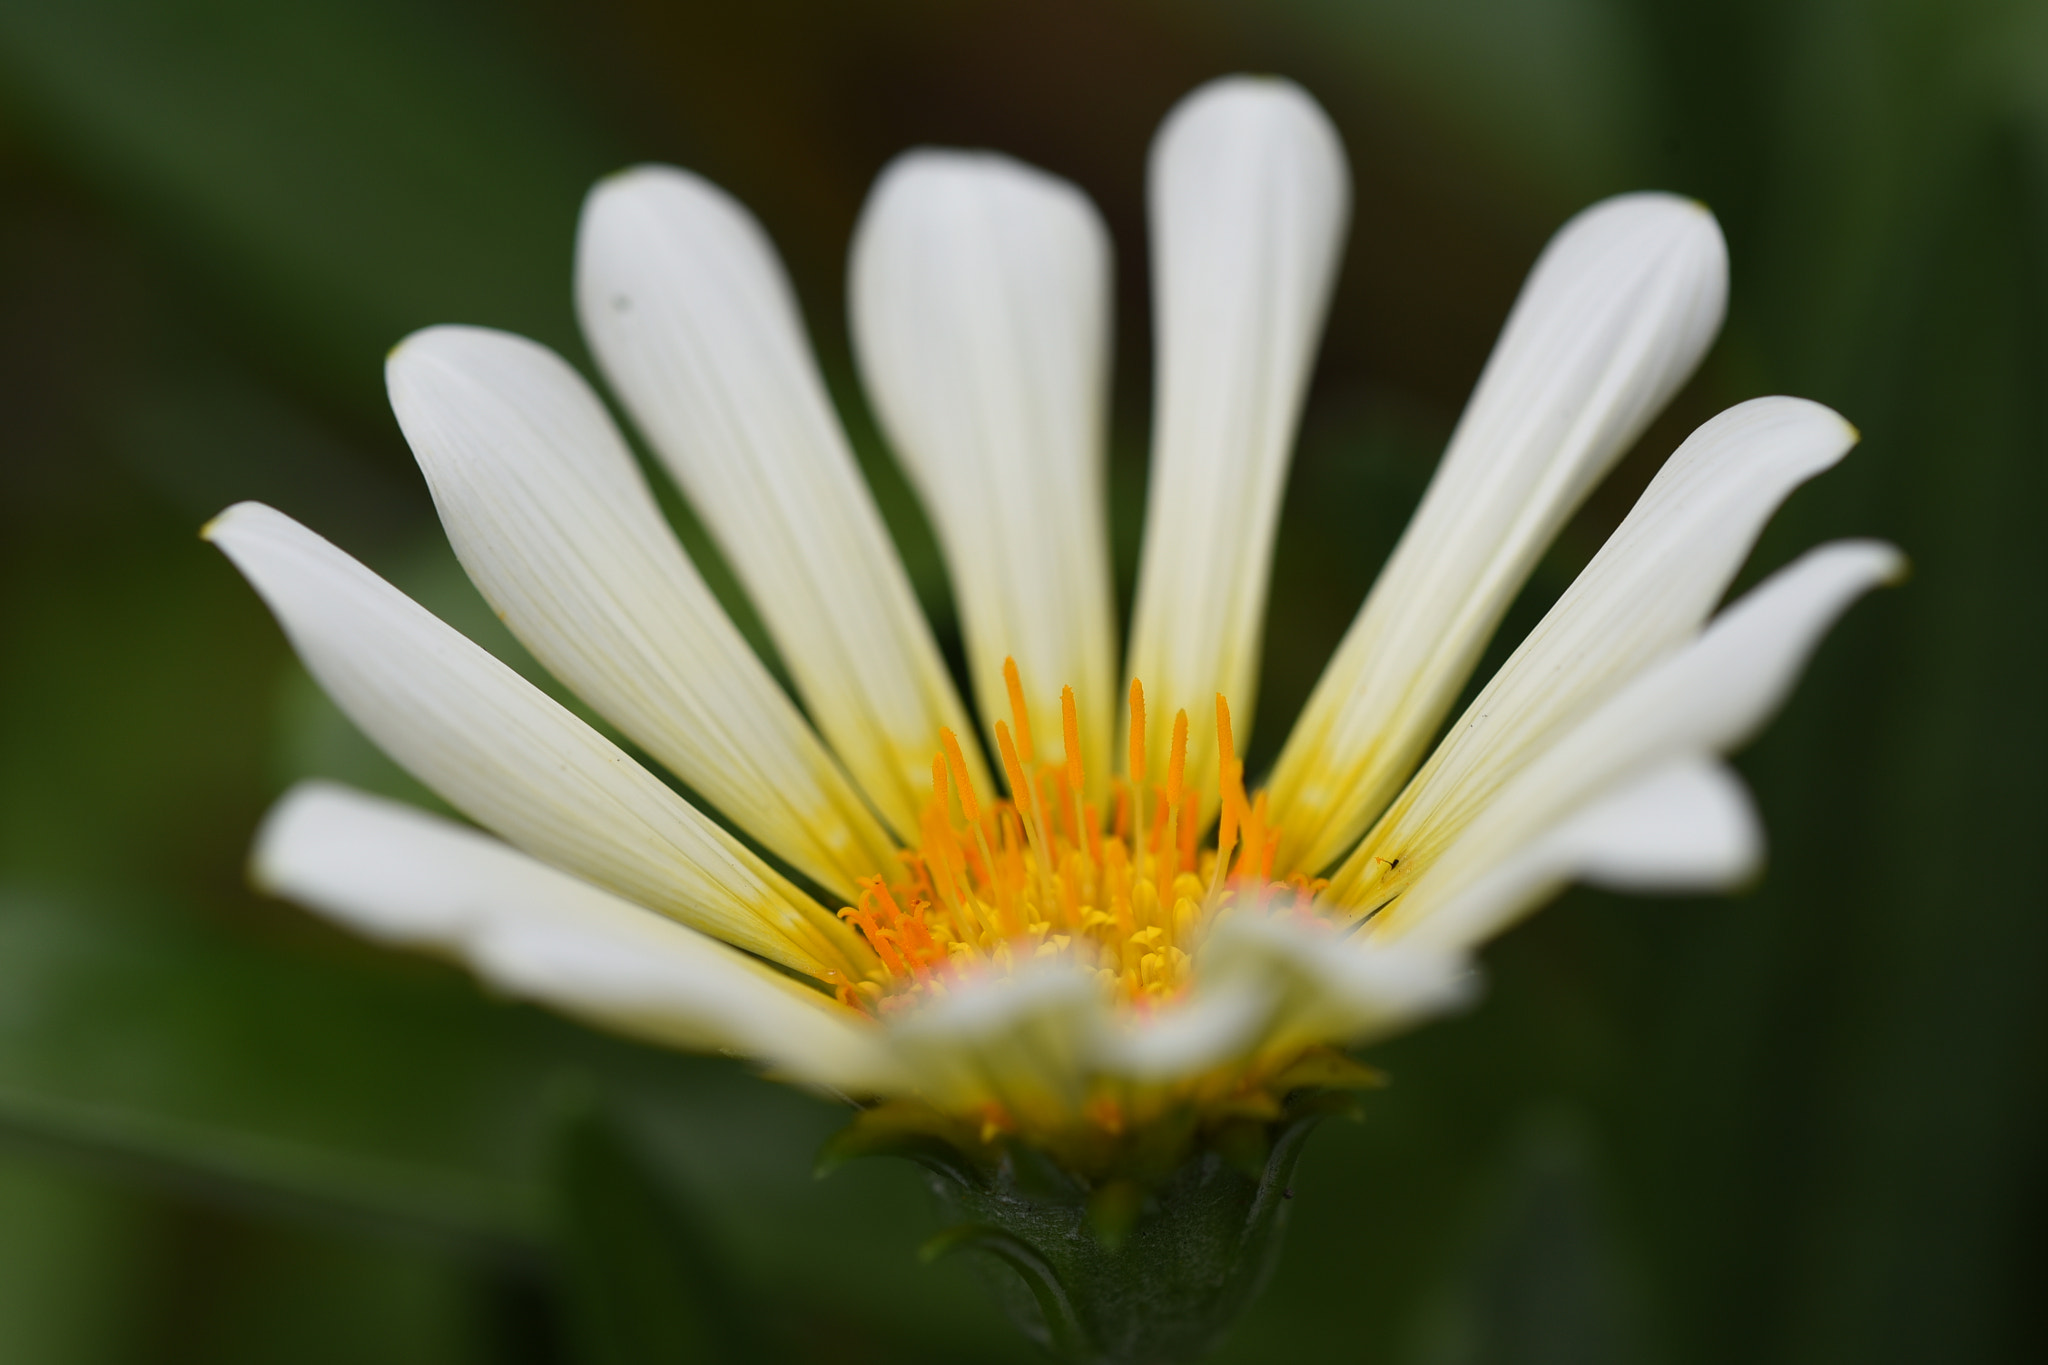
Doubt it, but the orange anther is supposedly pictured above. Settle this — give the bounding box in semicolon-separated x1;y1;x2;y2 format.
1085;1095;1126;1135
1149;792;1172;861
1127;679;1147;786
1061;685;1083;794
995;719;1029;808
1056;768;1084;855
940;727;980;824
1218;769;1240;863
1215;693;1237;775
1003;656;1034;764
1177;788;1198;874
995;721;1053;886
1165;709;1189;807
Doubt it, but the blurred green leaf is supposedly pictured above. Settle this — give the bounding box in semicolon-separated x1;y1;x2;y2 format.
1248;0;1659;202
0;887;561;1245
0;1151;156;1365
0;885;1033;1359
0;0;619;407
551;1103;748;1365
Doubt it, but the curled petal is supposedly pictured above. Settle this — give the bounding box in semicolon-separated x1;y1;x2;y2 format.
1386;758;1762;954
885;964;1105;1129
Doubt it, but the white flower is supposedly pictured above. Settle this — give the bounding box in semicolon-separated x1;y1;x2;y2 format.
206;76;1900;1161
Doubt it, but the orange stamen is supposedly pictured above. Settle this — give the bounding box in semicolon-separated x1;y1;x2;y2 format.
995;719;1054;884
1127;680;1147;786
1165;709;1189;807
940;727;980;825
1003;656;1035;765
1061;685;1083;794
1217;768;1240;873
838;677;1297;1022
1176;788;1198;874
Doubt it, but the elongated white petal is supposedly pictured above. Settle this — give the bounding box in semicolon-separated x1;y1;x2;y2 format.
205;502;871;982
1271;193;1729;872
1384;758;1761;955
386;325;900;900
577;166;985;837
1364;539;1904;939
255;783;902;1090
1122;76;1351;801
850;152;1117;796
1329;396;1854;900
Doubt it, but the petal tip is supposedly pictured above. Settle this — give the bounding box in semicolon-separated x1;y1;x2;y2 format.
200;499;273;545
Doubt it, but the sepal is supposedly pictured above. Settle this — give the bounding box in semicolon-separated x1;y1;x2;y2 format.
827;1090;1350;1363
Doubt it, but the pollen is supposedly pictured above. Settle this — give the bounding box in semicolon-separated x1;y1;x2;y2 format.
835;660;1326;1017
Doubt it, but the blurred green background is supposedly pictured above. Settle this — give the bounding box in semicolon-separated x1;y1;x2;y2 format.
0;0;2042;1361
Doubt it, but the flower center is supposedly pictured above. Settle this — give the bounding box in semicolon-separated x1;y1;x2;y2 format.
834;660;1326;1016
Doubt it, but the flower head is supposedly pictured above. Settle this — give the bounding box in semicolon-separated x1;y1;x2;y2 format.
207;76;1900;1177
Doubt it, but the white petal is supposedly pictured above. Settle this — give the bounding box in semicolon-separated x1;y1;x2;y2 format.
255;782;902;1090
884;963;1105;1128
1384;758;1762;954
1329;396;1854;898
205;502;871;982
385;325;900;901
576;166;986;837
1367;539;1904;939
1100;976;1273;1082
1270;193;1729;872
849;152;1117;797
1566;759;1762;892
1121;76;1351;801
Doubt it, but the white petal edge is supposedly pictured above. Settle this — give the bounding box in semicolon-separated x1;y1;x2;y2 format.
1383;757;1762;955
204;502;870;982
256;782;903;1092
1371;539;1904;947
1329;395;1855;903
386;325;900;901
850;151;1118;798
577;165;986;837
1271;192;1729;872
1121;76;1351;802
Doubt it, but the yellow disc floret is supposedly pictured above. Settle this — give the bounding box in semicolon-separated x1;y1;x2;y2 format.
834;660;1325;1018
